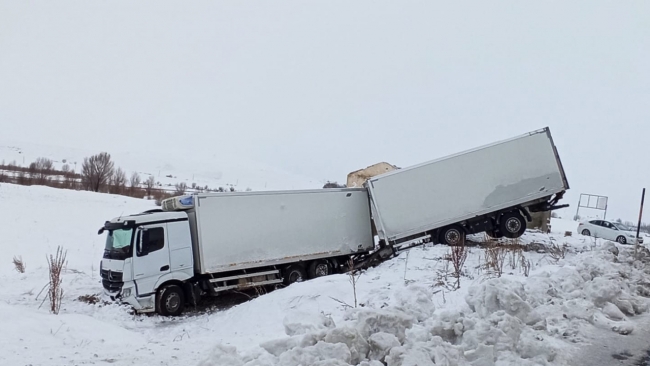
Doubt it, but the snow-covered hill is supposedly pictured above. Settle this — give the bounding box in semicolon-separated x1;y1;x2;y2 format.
2;184;650;365
0;140;322;192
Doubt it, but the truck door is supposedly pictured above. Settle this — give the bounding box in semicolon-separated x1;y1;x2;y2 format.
132;224;171;297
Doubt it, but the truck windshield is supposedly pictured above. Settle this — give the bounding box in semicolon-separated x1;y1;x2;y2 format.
104;228;133;260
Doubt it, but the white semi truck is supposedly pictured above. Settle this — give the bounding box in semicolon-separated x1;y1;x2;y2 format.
99;127;569;316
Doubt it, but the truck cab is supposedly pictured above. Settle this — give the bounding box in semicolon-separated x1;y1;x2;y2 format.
99;210;194;314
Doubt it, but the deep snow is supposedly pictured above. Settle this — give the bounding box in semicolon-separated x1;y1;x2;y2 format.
2;183;650;366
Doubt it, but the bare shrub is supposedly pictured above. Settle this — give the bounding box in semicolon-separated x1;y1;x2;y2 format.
520;252;531;277
81;153;114;192
174;182;188;196
484;244;507;277
449;243;468;288
547;242;568;262
347;257;361;308
47;246;67;314
13;256;26;273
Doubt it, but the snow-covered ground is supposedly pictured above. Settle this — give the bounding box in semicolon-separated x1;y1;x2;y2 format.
2;183;650;366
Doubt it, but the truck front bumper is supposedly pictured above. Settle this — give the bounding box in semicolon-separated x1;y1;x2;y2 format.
103;282;156;313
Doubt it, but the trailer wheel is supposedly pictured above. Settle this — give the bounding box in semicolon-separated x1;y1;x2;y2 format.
440;225;466;246
308;260;332;279
284;264;307;285
157;284;185;316
499;212;527;239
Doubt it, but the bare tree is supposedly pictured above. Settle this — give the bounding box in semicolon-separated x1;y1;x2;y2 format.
174;182;187;196
109;168;127;194
29;157;54;185
323;181;346;188
145;176;156;198
129;172;141;195
81;153;114;192
17;171;31;185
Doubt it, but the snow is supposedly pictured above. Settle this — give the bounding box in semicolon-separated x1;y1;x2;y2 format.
2;183;650;365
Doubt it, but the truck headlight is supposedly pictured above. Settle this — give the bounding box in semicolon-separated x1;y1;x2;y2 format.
122;288;132;298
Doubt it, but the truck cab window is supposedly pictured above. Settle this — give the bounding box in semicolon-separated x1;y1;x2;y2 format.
142;227;165;254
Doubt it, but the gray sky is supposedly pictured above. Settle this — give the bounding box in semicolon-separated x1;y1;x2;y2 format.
1;1;649;221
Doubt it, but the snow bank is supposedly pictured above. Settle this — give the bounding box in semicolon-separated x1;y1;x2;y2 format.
200;244;650;366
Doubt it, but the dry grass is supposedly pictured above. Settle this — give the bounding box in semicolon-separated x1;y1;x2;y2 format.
484;244;507;277
12;255;25;273
77;294;100;305
47;246;67;314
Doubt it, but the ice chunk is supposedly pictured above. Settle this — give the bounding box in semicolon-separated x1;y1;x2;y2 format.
602;302;626;321
198;344;245;366
277;341;351;366
368;332;401;362
323;326;369;364
602;241;619;256
466;278;533;323
283;311;335;336
355;309;415;343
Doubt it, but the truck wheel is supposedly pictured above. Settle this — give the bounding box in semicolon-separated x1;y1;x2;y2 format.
284;264;307;285
157;284;185;316
308;260;332;279
499;212;527;239
440;225;465;246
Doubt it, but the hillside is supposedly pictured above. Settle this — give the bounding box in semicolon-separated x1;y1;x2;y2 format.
0;140;322;193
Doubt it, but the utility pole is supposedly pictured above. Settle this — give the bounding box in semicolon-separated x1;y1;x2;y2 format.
634;188;645;260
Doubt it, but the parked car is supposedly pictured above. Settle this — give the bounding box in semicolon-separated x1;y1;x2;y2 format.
577;220;644;244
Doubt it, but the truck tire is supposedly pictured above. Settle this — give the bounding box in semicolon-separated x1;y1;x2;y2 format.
284;264;307;285
308;260;332;279
157;284;185;316
499;212;527;239
440;225;466;246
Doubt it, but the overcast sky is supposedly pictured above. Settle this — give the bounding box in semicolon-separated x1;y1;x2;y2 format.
1;1;649;221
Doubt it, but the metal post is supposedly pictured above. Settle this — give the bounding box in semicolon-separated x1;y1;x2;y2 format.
634;188;646;260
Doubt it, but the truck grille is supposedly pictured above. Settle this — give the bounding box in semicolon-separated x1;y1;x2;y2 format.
100;269;124;293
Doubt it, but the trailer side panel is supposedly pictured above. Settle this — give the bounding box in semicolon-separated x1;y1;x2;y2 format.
193;189;374;274
368;128;568;242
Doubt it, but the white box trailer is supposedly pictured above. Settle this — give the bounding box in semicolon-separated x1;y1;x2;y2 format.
366;127;569;245
99;188;375;316
184;189;375;274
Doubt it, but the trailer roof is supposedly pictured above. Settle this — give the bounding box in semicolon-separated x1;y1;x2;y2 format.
368;127;552;183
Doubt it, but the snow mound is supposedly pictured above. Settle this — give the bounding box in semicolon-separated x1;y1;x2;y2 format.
201;244;650;366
